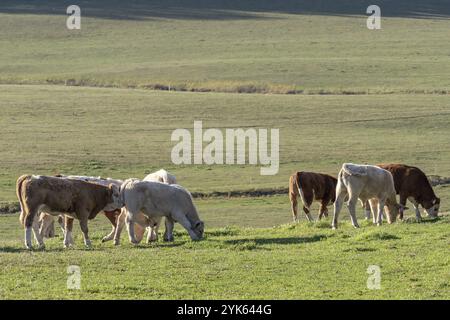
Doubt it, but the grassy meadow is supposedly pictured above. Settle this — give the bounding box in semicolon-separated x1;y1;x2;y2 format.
0;0;449;300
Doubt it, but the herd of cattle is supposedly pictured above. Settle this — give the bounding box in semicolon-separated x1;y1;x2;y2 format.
15;163;440;249
289;163;440;229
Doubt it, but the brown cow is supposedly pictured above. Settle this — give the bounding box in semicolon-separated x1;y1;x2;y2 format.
289;171;337;222
16;175;122;249
364;164;440;222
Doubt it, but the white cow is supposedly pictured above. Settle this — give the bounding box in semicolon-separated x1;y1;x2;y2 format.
114;179;204;243
144;169;177;185
112;169;177;245
331;163;405;229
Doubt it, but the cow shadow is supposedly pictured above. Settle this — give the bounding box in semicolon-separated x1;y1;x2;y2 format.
0;245;66;253
223;234;327;246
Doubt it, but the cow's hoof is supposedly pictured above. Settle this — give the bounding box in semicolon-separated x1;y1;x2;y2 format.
164;236;174;242
353;224;360;229
37;244;45;250
114;240;120;246
331;226;337;230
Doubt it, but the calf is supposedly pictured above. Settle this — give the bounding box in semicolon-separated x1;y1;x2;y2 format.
16;175;121;249
37;175;138;242
332;163;405;229
116;179;204;243
289;171;337;222
112;169;177;245
375;164;440;222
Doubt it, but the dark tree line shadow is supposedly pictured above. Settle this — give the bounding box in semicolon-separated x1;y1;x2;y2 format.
1;0;450;21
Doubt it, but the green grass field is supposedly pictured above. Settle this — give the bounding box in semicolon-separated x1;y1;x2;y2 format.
0;213;449;299
0;1;449;300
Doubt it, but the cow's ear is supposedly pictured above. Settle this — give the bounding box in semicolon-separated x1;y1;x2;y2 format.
108;184;118;195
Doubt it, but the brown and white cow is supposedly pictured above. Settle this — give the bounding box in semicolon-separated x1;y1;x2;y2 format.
364;164;440;222
37;175;139;243
16;175;121;249
332;163;406;229
289;171;337;222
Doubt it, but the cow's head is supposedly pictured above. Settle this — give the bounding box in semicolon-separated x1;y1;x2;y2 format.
385;201;408;224
423;197;440;218
108;184;124;209
193;221;204;239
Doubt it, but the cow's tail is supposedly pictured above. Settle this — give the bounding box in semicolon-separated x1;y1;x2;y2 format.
119;178;136;206
16;175;29;226
295;172;307;206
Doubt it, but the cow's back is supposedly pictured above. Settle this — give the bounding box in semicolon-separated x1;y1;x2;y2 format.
377;163;429;194
23;176;110;214
340;164;396;198
298;171;337;202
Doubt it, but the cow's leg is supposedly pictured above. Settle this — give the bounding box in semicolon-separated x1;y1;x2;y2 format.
24;207;39;249
38;213;51;238
63;217;74;248
347;196;360;228
57;215;65;234
78;216;92;248
39;213;56;239
102;211;118;243
409;197;422;222
398;193;408;221
164;217;175;242
376;200;385;226
368;199;378;224
126;209;139;244
318;200;329;220
173;212;200;241
301;189;314;222
332;188;347;230
302;206;314;222
32;214;45;249
113;209;127;246
364;200;372;220
289;193;298;222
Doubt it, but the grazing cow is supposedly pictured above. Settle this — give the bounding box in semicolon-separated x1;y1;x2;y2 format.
112;169;177;245
37;175;145;243
115;179;204;243
289;171;337;222
364;164;440;222
16;175;122;249
332;163;405;229
143;169;177;185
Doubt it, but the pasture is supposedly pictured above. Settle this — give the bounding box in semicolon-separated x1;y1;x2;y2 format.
0;0;450;300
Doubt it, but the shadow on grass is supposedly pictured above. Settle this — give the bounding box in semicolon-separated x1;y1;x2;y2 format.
403;216;443;224
0;246;67;253
223;234;327;246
